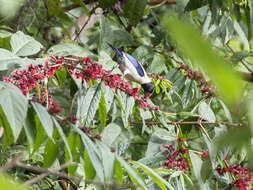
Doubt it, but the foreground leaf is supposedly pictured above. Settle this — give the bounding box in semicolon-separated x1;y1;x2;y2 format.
0;82;28;141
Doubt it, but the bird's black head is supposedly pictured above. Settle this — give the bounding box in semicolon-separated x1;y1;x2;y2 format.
142;82;155;97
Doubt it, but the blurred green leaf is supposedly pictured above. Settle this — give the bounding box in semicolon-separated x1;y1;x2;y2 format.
163;14;243;105
0;173;28;190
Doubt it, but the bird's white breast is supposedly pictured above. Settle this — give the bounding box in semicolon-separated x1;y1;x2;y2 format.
120;53;151;84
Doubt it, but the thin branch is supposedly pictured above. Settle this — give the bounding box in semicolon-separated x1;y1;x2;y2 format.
1;154;134;189
130;121;247;127
25;161;74;185
226;44;253;73
74;7;97;41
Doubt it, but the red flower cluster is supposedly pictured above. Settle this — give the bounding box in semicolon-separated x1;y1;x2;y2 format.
3;62;61;95
179;63;215;96
3;56;158;114
79;126;101;140
150;73;166;80
161;144;189;171
201;149;209;159
32;88;61;114
56;56;158;110
3;60;63;114
67;115;79;124
216;163;253;190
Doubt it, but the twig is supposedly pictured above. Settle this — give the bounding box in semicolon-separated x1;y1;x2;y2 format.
69;92;78;114
74;7;97;41
130;121;247;127
226;44;253;73
2;155;134;189
0;153;24;172
25;161;74;185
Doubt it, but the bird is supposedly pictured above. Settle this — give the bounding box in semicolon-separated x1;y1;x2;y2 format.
107;43;155;97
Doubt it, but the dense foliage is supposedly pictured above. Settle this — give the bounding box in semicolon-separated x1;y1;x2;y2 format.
0;0;253;189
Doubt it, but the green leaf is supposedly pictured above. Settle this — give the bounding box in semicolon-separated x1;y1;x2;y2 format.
0;34;11;50
98;89;107;130
0;106;14;150
47;0;72;25
200;157;213;182
11;31;42;56
114;159;123;184
99;16;112;52
23;108;36;153
101;123;121;146
189;151;203;187
163;14;243;105
230;51;253;62
185;0;208;11
32;115;46;154
98;0;118;8
198;101;216;122
123;0;147;26
77;128;104;180
130;160;175;190
233;20;250;51
65;132;81;175
84;148;96;179
116;156;148;190
97;142;115;182
182;81;193;108
77;84;101;124
32;102;54;139
43;129;60;168
47;43;92;57
248;0;253;39
0;82;28;141
55;68;67;87
53;118;72;160
0;48;22;71
147;53;167;74
72;0;89;15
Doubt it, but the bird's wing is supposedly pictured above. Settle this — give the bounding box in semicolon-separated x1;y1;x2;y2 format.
124;53;145;77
